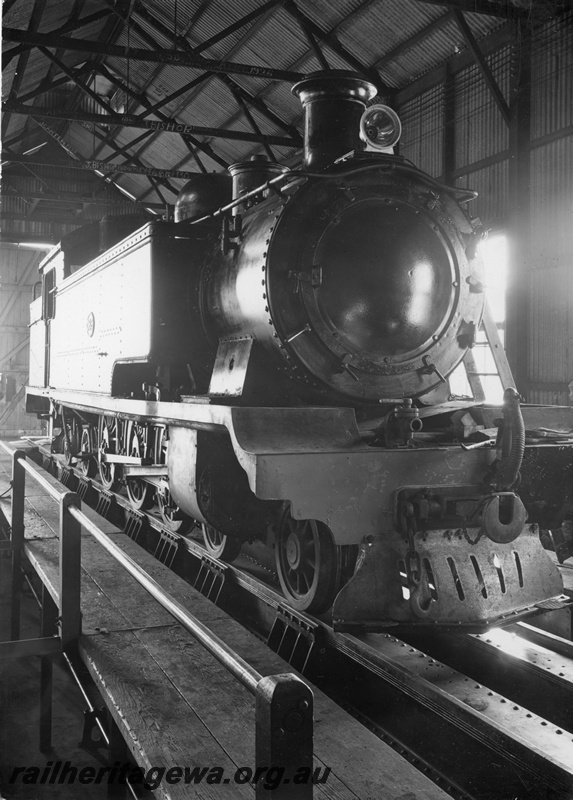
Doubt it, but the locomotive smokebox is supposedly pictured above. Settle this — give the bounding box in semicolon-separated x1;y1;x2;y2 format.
292;71;377;168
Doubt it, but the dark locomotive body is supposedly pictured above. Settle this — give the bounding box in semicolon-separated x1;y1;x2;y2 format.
26;72;571;631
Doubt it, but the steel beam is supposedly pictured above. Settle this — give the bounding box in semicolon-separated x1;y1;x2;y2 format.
31;116;178;203
452;9;511;126
74;118;181;200
193;0;284;56
13;64;93;104
505;21;532;396
130;0;301;141
101;0;299;178
1;28;305;81
81;5;211;170
230;86;276;162
283;0;388;92
375;12;451;72
396;24;513;106
412;0;528;18
2;0;20;15
91;63;214;171
37;47;116;117
2;0;47;140
294;12;331;72
2;9;113;70
31;46;181;198
4;103;298;146
442;61;455;184
2;153;201;181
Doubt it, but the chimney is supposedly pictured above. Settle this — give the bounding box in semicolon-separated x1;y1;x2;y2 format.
292;71;377;169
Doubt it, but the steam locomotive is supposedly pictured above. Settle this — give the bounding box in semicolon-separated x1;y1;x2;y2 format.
26;71;572;631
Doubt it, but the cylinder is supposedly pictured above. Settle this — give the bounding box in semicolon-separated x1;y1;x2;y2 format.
292;71;377;169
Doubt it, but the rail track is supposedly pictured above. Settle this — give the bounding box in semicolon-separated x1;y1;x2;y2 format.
14;438;573;800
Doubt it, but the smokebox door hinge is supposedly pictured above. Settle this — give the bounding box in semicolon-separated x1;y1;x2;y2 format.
289;266;322;292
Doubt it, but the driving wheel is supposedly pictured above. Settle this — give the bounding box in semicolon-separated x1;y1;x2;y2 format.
125;423;154;511
202;523;242;562
275;509;340;614
98;416;121;491
154;425;190;532
79;425;97;478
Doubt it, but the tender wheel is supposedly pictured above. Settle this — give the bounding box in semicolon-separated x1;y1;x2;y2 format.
154;425;190;532
125;423;154;511
78;426;97;479
202;523;242;562
98;416;121;491
275;510;341;614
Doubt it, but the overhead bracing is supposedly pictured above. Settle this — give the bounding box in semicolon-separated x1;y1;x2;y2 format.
1;153;202;182
2;104;299;148
2;28;306;82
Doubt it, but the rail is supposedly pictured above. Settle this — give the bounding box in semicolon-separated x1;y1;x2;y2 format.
0;442;313;798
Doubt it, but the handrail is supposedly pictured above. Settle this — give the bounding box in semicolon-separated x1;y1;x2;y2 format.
16;451;69;501
69;504;262;692
0;441;314;798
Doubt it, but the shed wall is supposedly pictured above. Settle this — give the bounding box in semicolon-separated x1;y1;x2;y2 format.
397;13;573;402
0;245;45;435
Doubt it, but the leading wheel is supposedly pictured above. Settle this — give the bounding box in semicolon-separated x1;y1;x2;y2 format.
202;523;242;562
275;510;340;614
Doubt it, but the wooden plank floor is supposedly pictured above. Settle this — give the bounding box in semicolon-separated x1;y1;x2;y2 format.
0;443;450;800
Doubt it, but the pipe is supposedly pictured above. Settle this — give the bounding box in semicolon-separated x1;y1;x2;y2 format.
496;387;525;491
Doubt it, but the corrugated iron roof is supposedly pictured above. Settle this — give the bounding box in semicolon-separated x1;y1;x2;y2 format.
0;0;560;238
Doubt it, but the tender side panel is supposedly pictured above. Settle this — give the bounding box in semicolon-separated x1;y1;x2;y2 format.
48;242;153;394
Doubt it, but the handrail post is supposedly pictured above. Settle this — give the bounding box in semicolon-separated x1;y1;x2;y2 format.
39;585;58;753
59;492;82;650
255;674;313;799
10;449;27;640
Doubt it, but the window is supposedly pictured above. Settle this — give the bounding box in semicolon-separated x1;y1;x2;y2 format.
42;269;56;321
